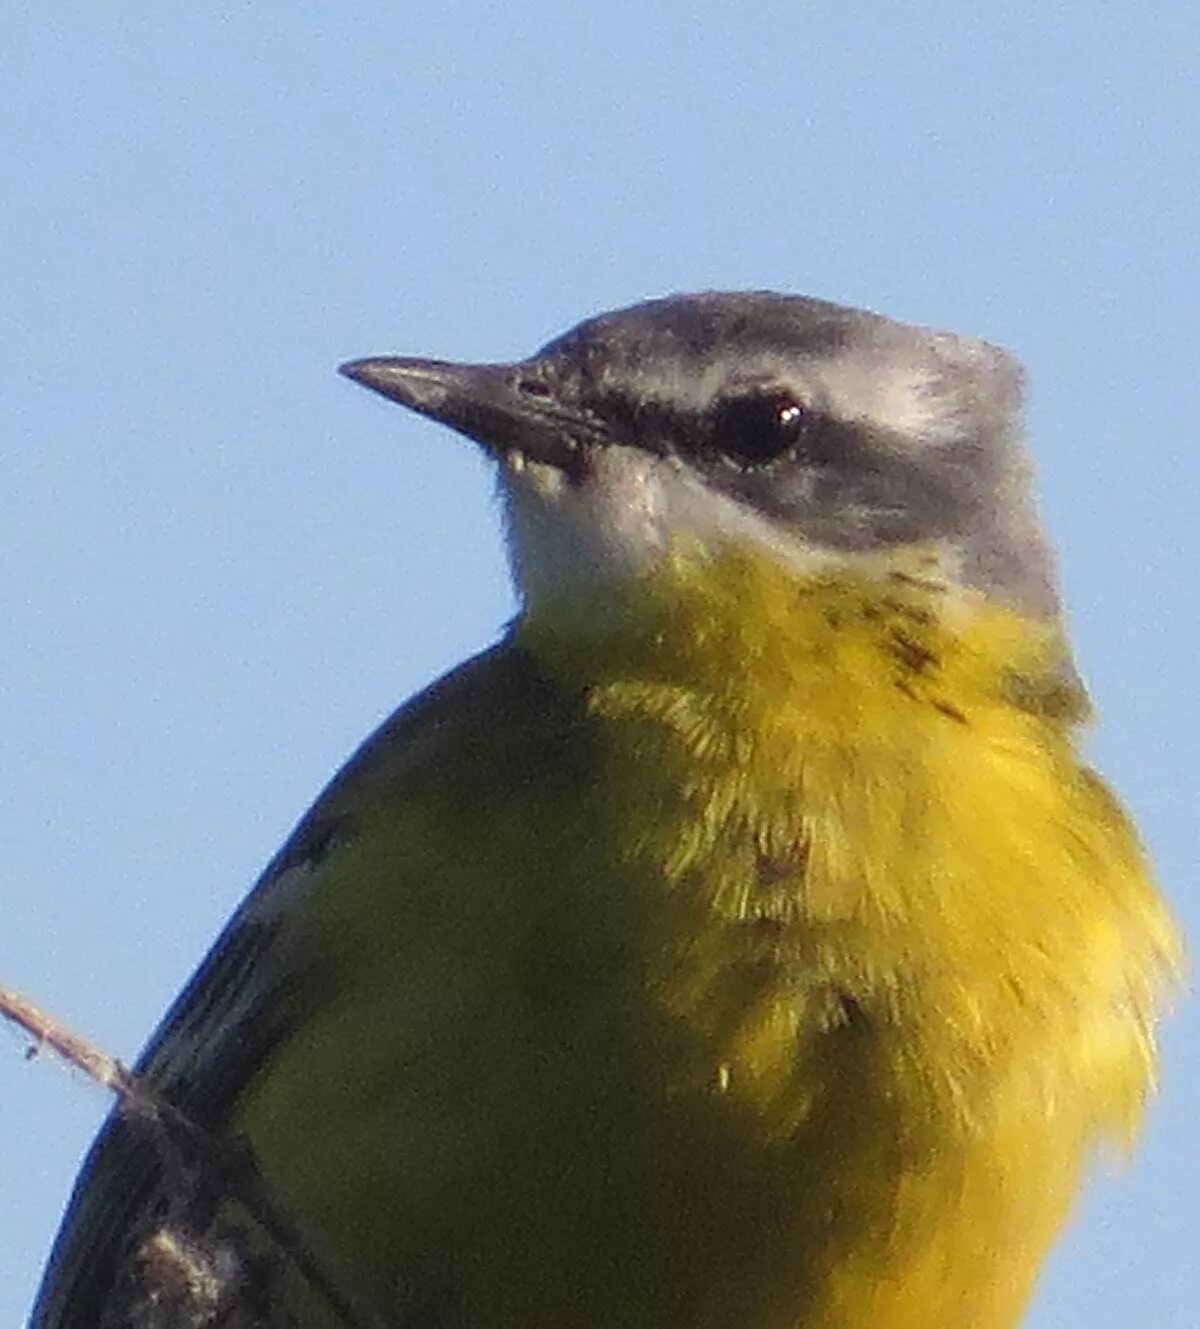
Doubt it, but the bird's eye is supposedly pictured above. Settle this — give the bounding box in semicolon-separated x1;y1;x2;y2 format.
710;391;811;468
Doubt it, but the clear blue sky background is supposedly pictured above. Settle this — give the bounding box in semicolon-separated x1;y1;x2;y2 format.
2;4;1196;1324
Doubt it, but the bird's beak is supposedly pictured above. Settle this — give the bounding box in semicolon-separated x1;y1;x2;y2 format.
339;357;603;471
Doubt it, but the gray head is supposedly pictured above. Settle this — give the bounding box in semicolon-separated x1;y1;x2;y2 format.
342;292;1059;619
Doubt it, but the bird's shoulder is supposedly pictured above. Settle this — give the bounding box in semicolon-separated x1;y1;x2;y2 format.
29;639;546;1329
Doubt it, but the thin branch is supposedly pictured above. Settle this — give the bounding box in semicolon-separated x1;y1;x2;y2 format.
2;981;135;1095
2;980;389;1329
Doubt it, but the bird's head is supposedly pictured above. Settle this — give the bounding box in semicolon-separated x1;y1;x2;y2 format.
342;293;1059;627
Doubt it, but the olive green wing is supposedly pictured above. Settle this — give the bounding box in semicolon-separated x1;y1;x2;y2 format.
29;641;543;1329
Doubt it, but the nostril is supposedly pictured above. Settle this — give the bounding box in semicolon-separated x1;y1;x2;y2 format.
517;376;552;398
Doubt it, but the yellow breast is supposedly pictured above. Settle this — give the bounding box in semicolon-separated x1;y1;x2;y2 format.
238;543;1179;1328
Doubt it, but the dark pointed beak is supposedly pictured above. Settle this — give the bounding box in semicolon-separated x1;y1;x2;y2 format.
339;356;604;470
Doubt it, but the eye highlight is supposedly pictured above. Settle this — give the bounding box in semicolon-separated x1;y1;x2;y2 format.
709;391;811;468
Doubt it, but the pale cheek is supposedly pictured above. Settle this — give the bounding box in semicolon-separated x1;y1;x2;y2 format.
500;450;822;615
498;456;675;609
582;453;672;564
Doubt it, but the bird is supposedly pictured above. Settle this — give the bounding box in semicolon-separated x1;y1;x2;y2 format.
31;291;1180;1329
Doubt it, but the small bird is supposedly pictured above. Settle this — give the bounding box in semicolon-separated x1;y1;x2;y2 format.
33;293;1179;1329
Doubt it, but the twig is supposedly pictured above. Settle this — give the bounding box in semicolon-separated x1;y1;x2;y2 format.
2;981;389;1329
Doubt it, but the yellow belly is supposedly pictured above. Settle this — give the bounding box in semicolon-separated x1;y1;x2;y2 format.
236;549;1178;1328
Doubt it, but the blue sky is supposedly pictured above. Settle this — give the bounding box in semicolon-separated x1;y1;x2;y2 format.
2;4;1196;1324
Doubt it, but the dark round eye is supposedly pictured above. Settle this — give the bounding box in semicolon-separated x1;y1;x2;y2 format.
709;391;811;467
